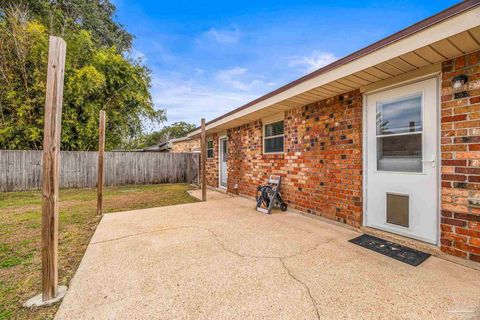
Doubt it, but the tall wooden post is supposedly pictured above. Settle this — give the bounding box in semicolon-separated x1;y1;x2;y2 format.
97;110;106;215
201;118;206;201
41;36;66;302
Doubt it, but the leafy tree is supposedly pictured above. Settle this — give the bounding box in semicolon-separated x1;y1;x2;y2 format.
154;121;197;142
1;0;132;51
0;2;165;151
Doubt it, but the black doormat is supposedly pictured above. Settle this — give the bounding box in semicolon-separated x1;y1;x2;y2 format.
349;234;431;266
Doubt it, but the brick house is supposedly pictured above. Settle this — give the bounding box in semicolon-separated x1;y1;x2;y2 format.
143;136;200;153
189;1;480;263
169;137;200;153
166;136;200;153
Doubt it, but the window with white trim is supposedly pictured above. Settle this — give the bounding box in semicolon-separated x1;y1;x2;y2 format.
263;120;284;154
207;140;214;158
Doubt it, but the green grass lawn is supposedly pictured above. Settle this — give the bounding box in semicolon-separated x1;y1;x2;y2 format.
0;183;199;320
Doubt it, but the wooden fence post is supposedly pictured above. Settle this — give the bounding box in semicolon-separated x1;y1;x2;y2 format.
97;110;106;215
201;118;206;201
38;36;67;305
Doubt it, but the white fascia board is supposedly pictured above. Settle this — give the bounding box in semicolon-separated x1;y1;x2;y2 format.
188;6;480;137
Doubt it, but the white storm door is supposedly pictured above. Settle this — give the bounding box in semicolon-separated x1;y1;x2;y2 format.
219;137;228;188
365;77;438;244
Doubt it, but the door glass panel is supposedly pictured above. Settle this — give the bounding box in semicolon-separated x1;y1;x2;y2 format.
377;134;422;172
386;193;409;228
376;94;423;173
222;139;227;162
376;94;422;135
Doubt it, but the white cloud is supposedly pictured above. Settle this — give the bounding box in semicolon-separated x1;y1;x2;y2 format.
195;68;205;76
289;51;338;73
197;27;242;45
149;73;259;128
216;67;267;91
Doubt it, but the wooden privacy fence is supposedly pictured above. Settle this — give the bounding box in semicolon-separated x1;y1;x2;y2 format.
0;150;199;192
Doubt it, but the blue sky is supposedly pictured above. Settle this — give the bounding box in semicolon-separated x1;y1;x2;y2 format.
111;0;458;129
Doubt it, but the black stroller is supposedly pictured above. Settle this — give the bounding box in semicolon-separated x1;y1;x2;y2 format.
255;175;287;214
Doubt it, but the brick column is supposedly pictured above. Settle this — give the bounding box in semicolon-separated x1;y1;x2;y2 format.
440;50;480;262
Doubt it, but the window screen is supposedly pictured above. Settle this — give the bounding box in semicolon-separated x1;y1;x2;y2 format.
376;94;423;172
264;121;284;153
207;140;214;158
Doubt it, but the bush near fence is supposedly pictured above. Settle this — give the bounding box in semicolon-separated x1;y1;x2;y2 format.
0;150;199;192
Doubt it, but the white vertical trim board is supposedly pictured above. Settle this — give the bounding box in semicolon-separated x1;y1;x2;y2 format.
218;135;227;189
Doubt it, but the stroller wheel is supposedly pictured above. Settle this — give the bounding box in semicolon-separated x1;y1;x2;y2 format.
280;203;287;212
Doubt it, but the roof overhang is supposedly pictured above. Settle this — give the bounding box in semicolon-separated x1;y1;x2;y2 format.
169;136;193;143
189;0;480;137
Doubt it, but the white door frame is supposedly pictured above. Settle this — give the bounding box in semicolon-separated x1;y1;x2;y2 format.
362;74;441;245
218;135;227;189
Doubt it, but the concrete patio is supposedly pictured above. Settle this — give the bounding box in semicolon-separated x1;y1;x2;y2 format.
55;190;480;320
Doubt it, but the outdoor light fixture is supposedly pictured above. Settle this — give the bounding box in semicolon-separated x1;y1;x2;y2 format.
452;74;468;99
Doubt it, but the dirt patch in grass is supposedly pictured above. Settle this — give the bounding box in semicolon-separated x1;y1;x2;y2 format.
0;183;198;320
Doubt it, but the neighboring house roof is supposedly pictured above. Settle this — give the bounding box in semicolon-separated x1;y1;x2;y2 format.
141;136;198;152
189;0;480;136
168;136;193;144
139;142;169;152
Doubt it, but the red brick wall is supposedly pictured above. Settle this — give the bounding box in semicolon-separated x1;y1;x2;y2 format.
205;133;219;188
204;50;480;263
440;50;480;263
226;91;363;227
171;138;200;153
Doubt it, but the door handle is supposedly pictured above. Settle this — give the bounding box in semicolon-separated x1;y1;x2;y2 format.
421;157;436;168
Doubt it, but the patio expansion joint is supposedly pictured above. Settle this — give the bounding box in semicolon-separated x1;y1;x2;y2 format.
204;228;326;320
90;226;196;245
203;227;335;260
90;224;333;263
279;258;321;320
88;224;329;320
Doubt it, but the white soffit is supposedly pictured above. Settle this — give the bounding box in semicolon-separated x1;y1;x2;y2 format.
190;4;480;136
